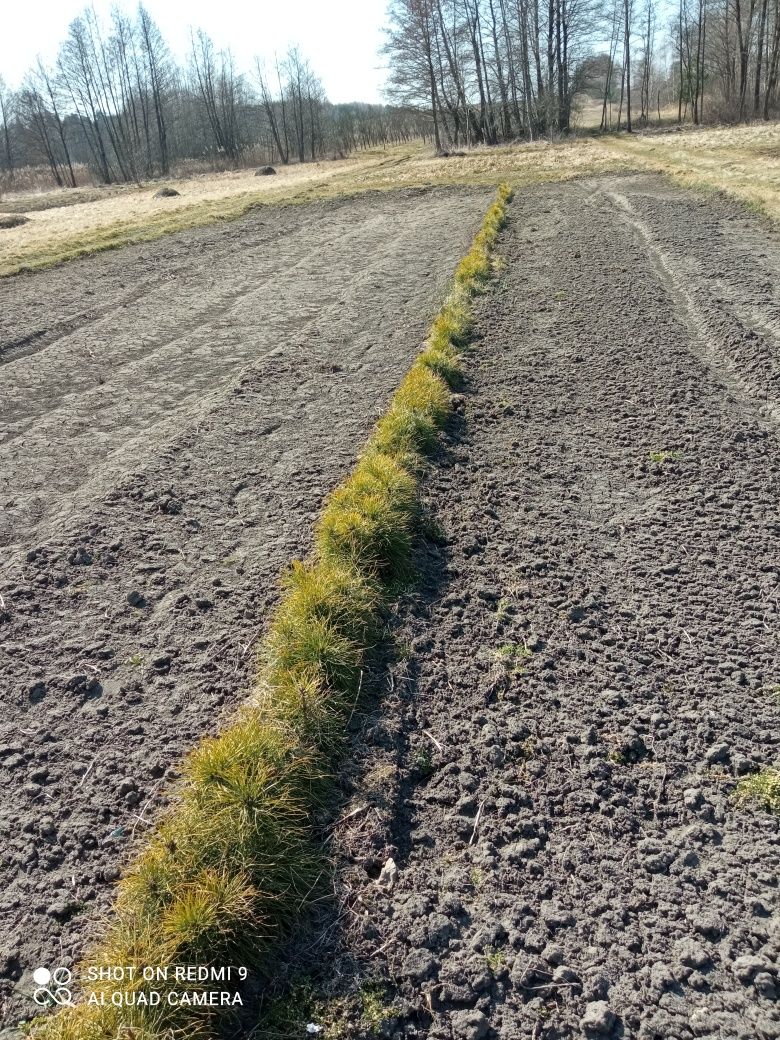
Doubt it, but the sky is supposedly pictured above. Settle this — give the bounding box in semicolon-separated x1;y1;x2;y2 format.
0;0;390;103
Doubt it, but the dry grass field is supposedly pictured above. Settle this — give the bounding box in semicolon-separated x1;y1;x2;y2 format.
2;122;779;277
0;157;359;276
606;121;780;219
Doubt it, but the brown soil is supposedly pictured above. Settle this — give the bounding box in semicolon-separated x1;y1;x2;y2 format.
316;176;780;1040
0;186;493;1027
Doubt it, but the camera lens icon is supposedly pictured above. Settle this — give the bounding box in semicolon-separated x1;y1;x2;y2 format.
33;966;73;1007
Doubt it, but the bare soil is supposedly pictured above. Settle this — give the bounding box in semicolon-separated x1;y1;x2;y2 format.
0;186;493;1026
321;176;780;1040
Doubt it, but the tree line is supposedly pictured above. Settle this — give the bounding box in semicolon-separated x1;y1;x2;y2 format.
0;4;430;188
675;0;780;122
3;0;779;190
383;0;780;144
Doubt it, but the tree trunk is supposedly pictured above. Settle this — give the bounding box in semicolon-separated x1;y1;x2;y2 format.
625;0;633;131
755;0;769;113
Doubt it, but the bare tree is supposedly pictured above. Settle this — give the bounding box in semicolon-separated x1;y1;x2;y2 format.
256;59;290;163
0;76;15;180
189;30;243;162
385;0;445;151
138;5;172;175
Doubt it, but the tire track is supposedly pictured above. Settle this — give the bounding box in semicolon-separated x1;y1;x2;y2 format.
0;190;478;549
602;183;780;429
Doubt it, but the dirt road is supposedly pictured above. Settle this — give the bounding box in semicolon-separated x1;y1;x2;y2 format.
0;186;493;1025
328;176;780;1040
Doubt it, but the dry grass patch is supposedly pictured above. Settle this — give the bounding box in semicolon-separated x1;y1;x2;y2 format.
0;157;366;276
29;182;513;1040
601;122;780;221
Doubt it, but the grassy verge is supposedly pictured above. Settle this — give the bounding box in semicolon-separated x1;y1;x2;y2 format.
0;186;327;277
0;140;599;277
602;122;780;222
5;123;780;278
29;183;513;1040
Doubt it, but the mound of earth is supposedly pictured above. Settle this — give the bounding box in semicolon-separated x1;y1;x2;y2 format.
0;214;29;229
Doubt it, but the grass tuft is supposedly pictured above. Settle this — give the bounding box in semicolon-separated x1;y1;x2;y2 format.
417;344;463;388
318;453;418;580
735;768;780;813
160;869;257;958
649;449;683;463
30;183;512;1040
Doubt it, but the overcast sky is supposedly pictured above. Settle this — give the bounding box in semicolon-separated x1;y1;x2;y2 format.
0;0;389;103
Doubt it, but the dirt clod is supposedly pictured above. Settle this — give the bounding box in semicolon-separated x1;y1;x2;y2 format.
451;1009;489;1039
580;1002;617;1035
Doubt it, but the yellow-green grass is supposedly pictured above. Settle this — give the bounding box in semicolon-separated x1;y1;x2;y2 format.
736;768;780;813
29;182;513;1040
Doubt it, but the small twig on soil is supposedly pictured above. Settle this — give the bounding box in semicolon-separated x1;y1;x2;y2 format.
346;670;364;726
130;778;164;837
372;937;398;957
422;729;444;752
469;799;485;845
329;804;370;830
522;981;580;992
77;757;97;788
483;673;506;704
129;810;153;832
653;765;668;818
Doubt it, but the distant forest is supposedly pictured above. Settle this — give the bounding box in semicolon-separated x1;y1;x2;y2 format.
1;0;779;190
0;5;429;188
384;0;780;143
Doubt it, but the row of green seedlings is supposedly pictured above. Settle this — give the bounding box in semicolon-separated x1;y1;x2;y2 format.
33;183;513;1040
